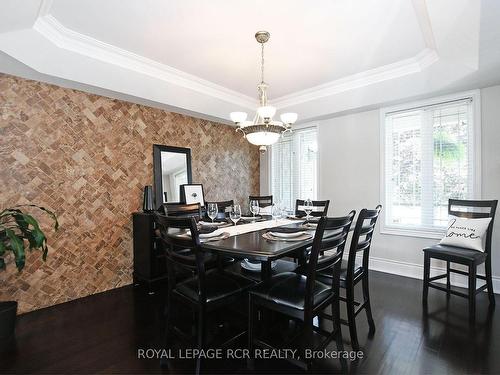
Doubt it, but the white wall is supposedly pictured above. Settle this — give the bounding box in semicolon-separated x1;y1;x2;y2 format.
262;84;500;290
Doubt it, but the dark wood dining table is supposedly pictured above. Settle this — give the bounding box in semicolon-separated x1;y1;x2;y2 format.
200;219;313;281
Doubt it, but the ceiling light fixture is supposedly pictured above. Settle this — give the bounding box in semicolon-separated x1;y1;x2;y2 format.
229;31;297;153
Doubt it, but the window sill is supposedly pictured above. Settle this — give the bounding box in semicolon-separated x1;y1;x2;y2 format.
380;226;445;240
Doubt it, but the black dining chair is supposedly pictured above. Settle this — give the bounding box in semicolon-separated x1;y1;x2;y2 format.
248;195;273;208
248;212;355;371
154;214;256;374
205;199;234;220
423;199;498;321
295;199;330;217
318;205;381;351
161;203;202;219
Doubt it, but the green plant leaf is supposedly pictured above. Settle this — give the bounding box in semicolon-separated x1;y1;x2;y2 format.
0;205;57;271
12;205;59;231
5;228;25;271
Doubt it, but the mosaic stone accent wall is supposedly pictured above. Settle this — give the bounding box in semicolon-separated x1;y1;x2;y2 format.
0;73;260;313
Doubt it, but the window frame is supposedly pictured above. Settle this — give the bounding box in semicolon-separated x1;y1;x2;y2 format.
268;124;320;209
379;90;482;239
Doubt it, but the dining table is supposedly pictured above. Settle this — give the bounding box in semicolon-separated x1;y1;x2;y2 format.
200;216;316;281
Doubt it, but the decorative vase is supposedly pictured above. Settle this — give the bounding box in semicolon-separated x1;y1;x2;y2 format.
0;301;17;343
142;185;154;212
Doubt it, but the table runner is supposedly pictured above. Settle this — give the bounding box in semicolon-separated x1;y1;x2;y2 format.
222;218;297;237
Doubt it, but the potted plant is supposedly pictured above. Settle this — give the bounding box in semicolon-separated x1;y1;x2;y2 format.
0;205;58;342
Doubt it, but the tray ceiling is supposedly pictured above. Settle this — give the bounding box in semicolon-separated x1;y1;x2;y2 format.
1;0;498;123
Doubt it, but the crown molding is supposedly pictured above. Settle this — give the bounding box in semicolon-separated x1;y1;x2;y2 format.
33;14;256;110
29;0;440;114
271;48;439;108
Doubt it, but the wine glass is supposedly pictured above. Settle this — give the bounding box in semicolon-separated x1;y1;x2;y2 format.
304;199;313;222
250;199;260;218
271;203;281;223
207;203;218;223
229;204;241;226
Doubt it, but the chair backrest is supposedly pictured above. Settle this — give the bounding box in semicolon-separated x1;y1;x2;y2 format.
345;205;382;282
161;202;202;219
305;211;356;308
295;199;330;217
249;195;273;208
205;200;234;220
448;199;498;255
154;213;209;302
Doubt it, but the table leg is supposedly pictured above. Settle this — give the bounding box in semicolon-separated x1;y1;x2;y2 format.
261;260;272;282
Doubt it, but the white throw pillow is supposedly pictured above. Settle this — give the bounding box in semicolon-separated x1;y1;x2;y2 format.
440;216;492;252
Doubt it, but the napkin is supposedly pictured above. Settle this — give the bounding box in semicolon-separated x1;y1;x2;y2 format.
199;226;218;235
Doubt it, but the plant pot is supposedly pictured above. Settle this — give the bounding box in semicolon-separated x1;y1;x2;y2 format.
0;301;17;341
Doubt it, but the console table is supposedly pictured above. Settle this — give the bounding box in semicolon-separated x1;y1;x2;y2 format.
132;212;167;293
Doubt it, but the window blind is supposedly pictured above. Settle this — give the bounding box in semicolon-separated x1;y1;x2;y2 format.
271;127;318;211
384;97;476;232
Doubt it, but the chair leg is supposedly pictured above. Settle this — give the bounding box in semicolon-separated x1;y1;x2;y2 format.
332;298;348;372
161;291;172;369
248;295;255;352
346;283;359;351
423;253;430;306
446;261;451;299
195;305;207;375
485;260;496;307
302;316;314;371
361;271;375;334
468;264;477;323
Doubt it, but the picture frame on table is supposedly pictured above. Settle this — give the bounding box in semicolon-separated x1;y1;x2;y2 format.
180;183;205;207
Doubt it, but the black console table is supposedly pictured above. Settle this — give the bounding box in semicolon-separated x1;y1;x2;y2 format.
132;212;167;293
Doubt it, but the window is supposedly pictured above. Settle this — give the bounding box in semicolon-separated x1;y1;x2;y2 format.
270;127;318;210
381;91;480;238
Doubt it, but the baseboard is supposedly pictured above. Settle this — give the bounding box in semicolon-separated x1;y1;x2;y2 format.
367;256;500;294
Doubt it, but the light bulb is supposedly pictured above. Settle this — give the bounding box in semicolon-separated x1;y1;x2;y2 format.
280;112;298;125
230;112;248;123
257;106;276;120
246;131;281;146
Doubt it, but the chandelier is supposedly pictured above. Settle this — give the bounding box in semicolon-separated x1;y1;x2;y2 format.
229;31;298;152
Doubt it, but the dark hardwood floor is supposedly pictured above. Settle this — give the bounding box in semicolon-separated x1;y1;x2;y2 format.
1;270;499;374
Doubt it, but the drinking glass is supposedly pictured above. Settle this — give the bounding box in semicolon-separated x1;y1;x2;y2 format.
271;203;281;222
250;199;260;218
229;204;241;226
304;199;313;222
207;203;218;223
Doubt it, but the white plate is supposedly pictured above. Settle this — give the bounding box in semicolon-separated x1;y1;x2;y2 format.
262;232;313;242
241;259;277;272
268;231;306;238
199;221;226;227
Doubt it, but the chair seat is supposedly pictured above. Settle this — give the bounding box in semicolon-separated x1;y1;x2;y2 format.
423;244;487;264
249;272;331;311
316;259;363;285
175;270;255;303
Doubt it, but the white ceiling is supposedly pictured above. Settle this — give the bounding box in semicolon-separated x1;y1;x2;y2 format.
1;0;500;124
48;0;427;98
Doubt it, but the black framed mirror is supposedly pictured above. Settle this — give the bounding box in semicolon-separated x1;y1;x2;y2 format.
153;144;192;208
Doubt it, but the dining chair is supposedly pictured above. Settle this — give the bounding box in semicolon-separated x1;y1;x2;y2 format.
248;211;355;371
161;202;202;218
422;199;498;321
317;205;381;351
248;195;273;208
295;199;330;217
205;199;234;220
154;214;256;374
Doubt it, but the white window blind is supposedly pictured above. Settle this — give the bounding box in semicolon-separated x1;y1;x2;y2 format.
271;127;318;210
382;93;479;236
